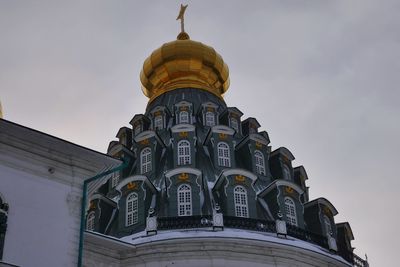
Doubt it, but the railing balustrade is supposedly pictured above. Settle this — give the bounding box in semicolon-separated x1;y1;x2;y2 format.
155;215;367;267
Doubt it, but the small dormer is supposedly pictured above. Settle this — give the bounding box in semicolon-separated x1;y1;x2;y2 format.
304;198;339;238
336;222;355;262
293;166;309;202
200;102;219;127
220;107;243;135
116;127;132;148
130;114;151;137
242;118;261;135
204;125;236;169
107;141;119;156
270;147;295;181
149;106;170;130
174;101;193;125
235;131;271;179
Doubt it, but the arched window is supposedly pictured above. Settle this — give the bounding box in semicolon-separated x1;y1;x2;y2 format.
324;214;332;236
283;165;291;180
179;111;189;124
234;186;248;218
134;124;141;136
177;140;191;165
140;147;152;174
86;211;95;231
126;193;138;226
177;184;192;216
205;111;215;127
154;115;163;130
230;117;239;132
217;142;231;167
254;150;266;175
284;197;297;226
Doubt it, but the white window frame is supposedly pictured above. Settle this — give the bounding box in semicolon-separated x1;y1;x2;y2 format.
217;142;231;167
230;117;239;132
283;165;291;180
205;111;215;127
154;115;163;130
179;111;190;124
111;173;119;188
324;214;332;236
87;211;95;231
126;192;138;226
177;140;191;165
284;197;297;226
134;124;141;136
140;147;152;174
177;184;192;216
234;185;248;218
254;150;266;175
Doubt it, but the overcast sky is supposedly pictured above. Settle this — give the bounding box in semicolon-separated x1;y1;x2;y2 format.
1;1;399;265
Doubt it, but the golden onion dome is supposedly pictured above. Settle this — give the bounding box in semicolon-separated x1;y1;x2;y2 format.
140;33;230;102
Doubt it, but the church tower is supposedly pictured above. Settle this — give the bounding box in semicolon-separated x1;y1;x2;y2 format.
84;6;367;267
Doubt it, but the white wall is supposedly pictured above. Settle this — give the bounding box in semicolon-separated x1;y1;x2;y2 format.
0;163;82;267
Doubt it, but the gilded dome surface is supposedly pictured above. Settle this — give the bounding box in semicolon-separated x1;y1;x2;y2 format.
140;36;230;102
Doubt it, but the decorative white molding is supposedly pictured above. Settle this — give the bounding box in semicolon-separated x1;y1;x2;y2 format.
171;124;195;133
164;167;202;178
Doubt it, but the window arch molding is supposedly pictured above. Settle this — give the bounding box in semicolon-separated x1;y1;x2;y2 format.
177;183;192;216
254;150;266;175
140;147;152;174
234;185;248;218
177;140;191;165
284;197;297;226
126;192;139;226
217;142;231;167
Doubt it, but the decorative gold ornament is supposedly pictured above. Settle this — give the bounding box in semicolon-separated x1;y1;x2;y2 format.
154;111;162;116
219;133;227;139
255;142;263;149
127;182;137;190
140;139;149;145
179;132;188;138
324;206;332;216
89;201;96;210
140;38;229;103
207;107;215;112
235;175;245;183
180;106;188;111
178;173;189;181
285;186;294;194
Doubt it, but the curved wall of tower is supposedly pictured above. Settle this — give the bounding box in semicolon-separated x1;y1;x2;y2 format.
83;36;367;267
